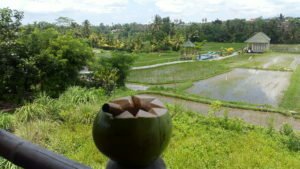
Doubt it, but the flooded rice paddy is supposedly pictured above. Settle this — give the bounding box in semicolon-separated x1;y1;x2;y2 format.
187;68;292;106
249;54;300;70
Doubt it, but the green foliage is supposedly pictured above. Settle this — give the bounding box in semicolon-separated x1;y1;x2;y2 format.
285;134;300;152
3;88;300;169
58;86;105;105
280;67;300;112
208;100;222;116
0;8;94;101
0;8;23;39
0;8;29;102
128;61;230;84
35;33;93;97
0;113;14;131
0;158;19;169
266;116;275;135
101;52;135;86
280;123;294;136
131;51;180;67
165;105;300;168
279;124;300;152
91;68;118;95
14;94;59;123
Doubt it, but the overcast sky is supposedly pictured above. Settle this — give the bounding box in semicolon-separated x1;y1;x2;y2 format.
1;0;299;25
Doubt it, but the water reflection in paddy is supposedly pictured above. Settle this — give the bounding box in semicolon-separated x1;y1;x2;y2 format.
187;68;292;106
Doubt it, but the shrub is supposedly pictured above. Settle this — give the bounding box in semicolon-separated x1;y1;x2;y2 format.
208;100;222;116
286;134;300;151
59;104;98;124
58;86;105;105
91;68;118;95
14;94;60;123
0;113;14;131
280;123;294;136
15;103;49;123
101;52;135;86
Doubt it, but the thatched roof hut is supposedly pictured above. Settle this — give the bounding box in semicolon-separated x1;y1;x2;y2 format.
181;40;197;60
182;40;196;48
245;32;271;53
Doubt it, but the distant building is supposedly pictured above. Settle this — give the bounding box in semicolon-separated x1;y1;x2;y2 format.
245;32;271;53
181;40;197;60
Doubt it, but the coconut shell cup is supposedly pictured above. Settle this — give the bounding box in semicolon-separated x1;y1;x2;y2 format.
93;95;172;167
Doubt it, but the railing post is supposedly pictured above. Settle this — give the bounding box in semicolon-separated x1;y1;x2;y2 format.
0;130;91;169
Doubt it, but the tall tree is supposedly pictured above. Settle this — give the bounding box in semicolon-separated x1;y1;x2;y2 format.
82;19;91;38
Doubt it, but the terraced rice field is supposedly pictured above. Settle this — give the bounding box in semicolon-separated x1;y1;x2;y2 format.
187;68;292;106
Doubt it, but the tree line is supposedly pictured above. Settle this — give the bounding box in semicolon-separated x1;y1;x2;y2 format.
1;7;299;103
19;14;300;53
0;8;134;103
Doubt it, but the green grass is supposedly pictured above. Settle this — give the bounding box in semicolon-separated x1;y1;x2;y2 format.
280;67;300;112
93;42;246;68
132;51;180;67
139;90;293;117
240;52;299;71
132;42;246;67
92;49;180;67
271;44;300;53
1;87;300;169
128;61;231;84
201;42;246;53
128;52;300;85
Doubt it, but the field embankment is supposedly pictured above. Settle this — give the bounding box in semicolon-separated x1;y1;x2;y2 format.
1;87;300;169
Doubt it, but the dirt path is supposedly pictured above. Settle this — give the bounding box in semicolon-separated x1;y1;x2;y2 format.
143;94;300;130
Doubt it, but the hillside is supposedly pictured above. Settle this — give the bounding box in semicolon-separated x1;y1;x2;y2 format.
1;87;300;169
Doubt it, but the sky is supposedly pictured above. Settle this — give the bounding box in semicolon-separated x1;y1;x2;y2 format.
1;0;299;25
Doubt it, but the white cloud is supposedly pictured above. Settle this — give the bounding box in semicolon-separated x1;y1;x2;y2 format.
0;0;299;24
133;0;153;5
155;0;298;20
0;0;129;13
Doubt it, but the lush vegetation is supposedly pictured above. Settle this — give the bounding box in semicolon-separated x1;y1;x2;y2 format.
127;53;253;84
271;44;300;53
132;51;180;67
1;87;300;169
128;61;230;84
87;14;300;52
140;90;292;117
280;67;300;112
0;8;135;103
128;52;300;85
1;7;299;169
200;42;245;54
0;8;93;101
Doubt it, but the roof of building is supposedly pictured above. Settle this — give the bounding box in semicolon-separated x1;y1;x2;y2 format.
245;32;271;43
182;40;195;48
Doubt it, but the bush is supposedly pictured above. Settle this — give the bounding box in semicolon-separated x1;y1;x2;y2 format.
0;113;14;131
100;52;135;87
59;104;98;124
280;123;294;136
58;86;105;105
286;134;300;151
14;94;60;123
208;100;222;116
90;68;118;95
15;103;50;123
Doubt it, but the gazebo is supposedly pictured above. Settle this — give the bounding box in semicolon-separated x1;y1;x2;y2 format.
181;40;197;60
245;32;271;53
